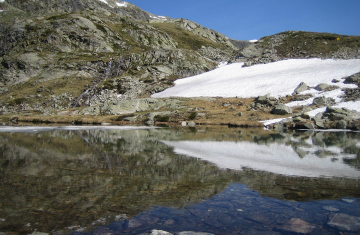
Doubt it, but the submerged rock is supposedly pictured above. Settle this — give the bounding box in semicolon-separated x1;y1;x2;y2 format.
328;213;360;232
278;218;319;234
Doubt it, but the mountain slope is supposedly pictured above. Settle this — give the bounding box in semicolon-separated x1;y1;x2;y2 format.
0;0;237;114
234;31;360;66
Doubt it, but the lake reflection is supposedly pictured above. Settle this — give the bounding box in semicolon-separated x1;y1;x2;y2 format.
0;126;360;234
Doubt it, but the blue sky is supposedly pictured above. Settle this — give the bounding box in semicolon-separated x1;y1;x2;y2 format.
128;0;360;41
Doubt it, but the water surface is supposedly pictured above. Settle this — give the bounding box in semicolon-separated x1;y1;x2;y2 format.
0;126;359;234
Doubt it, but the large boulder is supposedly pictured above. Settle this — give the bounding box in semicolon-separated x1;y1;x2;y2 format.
315;83;331;91
344;72;360;84
271;104;292;115
292;82;308;95
312;96;336;106
323;106;360;121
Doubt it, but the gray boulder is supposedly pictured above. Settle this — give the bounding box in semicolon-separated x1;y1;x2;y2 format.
105;98;185;115
315;83;331;91
313;96;335;106
292;82;308;95
323;106;360;121
336;120;347;129
344;72;360;84
271;104;292;115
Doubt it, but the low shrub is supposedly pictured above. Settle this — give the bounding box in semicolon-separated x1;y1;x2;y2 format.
154;115;170;122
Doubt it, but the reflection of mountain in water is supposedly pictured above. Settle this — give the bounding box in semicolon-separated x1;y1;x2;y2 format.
0;128;241;234
0;126;360;234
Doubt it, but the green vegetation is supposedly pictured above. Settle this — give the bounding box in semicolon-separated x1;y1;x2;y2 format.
13;97;26;105
151;22;226;50
188;112;197;120
154;115;170;122
46;13;72;21
94;23;107;34
106;21;150;55
273;31;360;58
101;79;127;94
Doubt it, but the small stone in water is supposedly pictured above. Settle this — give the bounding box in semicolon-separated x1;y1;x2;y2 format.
342;199;355;203
278;218;319;234
323;206;339;212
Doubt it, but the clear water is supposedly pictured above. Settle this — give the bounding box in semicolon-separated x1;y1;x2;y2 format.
0;126;359;234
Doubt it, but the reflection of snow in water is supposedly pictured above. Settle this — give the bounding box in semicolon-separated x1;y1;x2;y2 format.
161;140;360;178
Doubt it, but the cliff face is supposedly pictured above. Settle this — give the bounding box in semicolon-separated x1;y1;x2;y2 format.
0;0;237;114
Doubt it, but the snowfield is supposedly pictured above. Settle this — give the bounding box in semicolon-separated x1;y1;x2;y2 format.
152;59;360;98
152;58;360;124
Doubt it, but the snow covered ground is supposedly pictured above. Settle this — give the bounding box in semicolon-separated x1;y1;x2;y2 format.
152;58;360;125
162;140;360;178
152;59;360;98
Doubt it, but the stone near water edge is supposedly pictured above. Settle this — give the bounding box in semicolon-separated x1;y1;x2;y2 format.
303;122;315;129
336;120;347;129
327;213;360;232
314;118;326;129
188;121;196;127
181;121;187;126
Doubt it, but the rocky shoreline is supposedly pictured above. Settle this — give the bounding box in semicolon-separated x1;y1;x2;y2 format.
2;72;360;131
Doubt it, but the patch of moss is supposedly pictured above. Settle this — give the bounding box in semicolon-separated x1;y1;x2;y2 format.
46;13;71;21
95;23;107;34
13;97;26;105
154;115;170;122
275;31;360;58
188;112;197;120
151;22;226;50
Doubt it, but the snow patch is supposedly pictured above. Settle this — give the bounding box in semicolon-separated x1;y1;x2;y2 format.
218;61;228;67
99;0;108;5
149;14;167;20
116;1;128;7
249;39;258;42
151;59;360;98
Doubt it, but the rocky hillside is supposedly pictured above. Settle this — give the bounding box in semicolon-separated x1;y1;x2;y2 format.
0;0;238;115
234;31;360;66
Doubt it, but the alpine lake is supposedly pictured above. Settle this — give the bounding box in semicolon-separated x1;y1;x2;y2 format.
1;124;360;235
